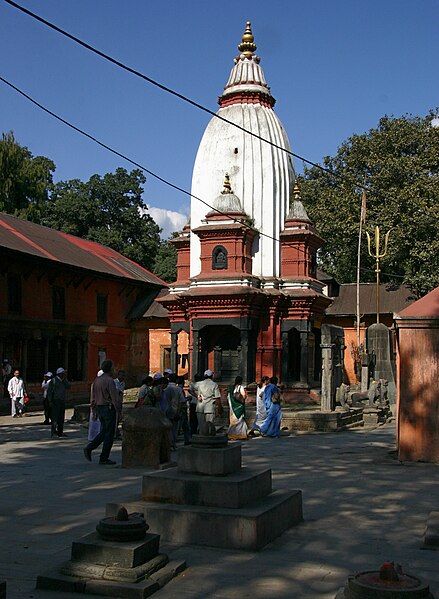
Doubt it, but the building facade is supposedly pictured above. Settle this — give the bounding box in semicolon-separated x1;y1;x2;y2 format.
159;23;330;388
0;212;166;397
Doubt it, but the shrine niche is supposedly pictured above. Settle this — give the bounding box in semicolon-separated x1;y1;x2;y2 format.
212;245;228;270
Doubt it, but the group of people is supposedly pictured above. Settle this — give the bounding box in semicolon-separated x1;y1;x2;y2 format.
134;368;221;449
227;375;283;439
1;361;70;437
134;367;283;444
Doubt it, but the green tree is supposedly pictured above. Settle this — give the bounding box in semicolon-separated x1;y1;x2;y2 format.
0;131;55;221
299;110;439;296
45;168;161;269
152;233;178;283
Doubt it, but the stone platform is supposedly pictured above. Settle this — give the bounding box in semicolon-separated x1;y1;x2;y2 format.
107;433;303;550
281;407;364;432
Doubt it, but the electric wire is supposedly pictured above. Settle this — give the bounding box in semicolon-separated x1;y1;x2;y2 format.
0;74;289;247
1;76;406;280
3;0;367;193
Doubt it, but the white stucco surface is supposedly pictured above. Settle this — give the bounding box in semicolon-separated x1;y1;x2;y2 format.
190;102;295;278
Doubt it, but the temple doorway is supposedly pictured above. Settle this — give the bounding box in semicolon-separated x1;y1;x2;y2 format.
200;325;241;384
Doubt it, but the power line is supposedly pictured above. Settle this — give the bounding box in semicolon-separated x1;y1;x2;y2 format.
3;0;367;192
0;74;290;248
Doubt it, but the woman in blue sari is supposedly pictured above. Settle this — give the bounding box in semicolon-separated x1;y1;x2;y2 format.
260;376;282;437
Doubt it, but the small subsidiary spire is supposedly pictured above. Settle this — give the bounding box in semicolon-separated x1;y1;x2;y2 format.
238;21;257;55
293;181;301;202
222;173;232;194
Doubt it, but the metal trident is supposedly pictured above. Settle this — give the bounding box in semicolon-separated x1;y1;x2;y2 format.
366;226;390;324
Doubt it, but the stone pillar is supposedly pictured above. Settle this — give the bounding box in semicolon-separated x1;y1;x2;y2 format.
281;330;289;384
192;330;200;378
299;331;309;385
213;346;221;376
320;342;334;411
170;331;178;374
361;351;370;392
367;323;396;403
240;329;249;382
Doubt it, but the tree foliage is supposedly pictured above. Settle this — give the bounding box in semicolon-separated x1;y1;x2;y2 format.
44;168;161;269
0;131;55;222
299;110;439;296
152;233;178;283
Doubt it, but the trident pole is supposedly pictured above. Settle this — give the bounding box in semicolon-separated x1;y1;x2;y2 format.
366;226;390;324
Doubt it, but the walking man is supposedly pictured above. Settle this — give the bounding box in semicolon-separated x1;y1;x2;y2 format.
47;367;70;437
83;360;118;465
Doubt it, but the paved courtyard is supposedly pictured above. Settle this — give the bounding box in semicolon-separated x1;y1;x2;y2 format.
0;410;438;599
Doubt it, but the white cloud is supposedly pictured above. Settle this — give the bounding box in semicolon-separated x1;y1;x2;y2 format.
143;206;188;239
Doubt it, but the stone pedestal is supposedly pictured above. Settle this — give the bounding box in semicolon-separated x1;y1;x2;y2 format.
36;510;186;598
107;433;303;551
122;407;172;468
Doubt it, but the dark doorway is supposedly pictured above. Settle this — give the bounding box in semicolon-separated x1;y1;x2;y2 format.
200;325;241;384
288;328;301;382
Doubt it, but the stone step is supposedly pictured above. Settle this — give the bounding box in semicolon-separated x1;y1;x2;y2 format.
107;489;303;551
142;466;272;508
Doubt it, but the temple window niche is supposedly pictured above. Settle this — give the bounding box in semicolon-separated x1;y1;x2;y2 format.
212;245;228;270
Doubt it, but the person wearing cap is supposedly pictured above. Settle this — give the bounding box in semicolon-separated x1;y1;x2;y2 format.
8;368;25;417
196;369;221;430
47;367;70;438
83;360;119;465
41;371;53;425
163;368;173;377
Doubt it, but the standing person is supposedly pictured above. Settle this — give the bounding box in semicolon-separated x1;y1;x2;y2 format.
83;360;119;465
163;373;185;449
227;375;248;440
249;375;270;435
2;359;12;401
8;368;25;418
135;376;154;408
177;375;191;445
41;371;53;425
47;367;70;438
187;373;202;435
196;369;221;431
260;376;283;438
113;369;125;439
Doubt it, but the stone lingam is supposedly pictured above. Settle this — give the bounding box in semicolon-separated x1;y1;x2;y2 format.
36;507;186;598
335;562;435;598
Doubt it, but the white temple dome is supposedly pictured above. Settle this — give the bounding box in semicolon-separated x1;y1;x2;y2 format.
190;21;295;279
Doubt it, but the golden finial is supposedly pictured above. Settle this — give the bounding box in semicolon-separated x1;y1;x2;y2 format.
293;180;301;201
222;173;232;194
238;21;257;55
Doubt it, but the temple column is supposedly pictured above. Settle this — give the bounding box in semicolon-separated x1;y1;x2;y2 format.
299;331;309;385
281;330;289;384
170;332;178;374
239;329;249;382
192;329;200;378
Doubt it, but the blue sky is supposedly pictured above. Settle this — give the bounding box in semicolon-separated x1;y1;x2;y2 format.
1;0;438;237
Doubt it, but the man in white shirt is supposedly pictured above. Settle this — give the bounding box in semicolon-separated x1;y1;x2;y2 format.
196;369;221;431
